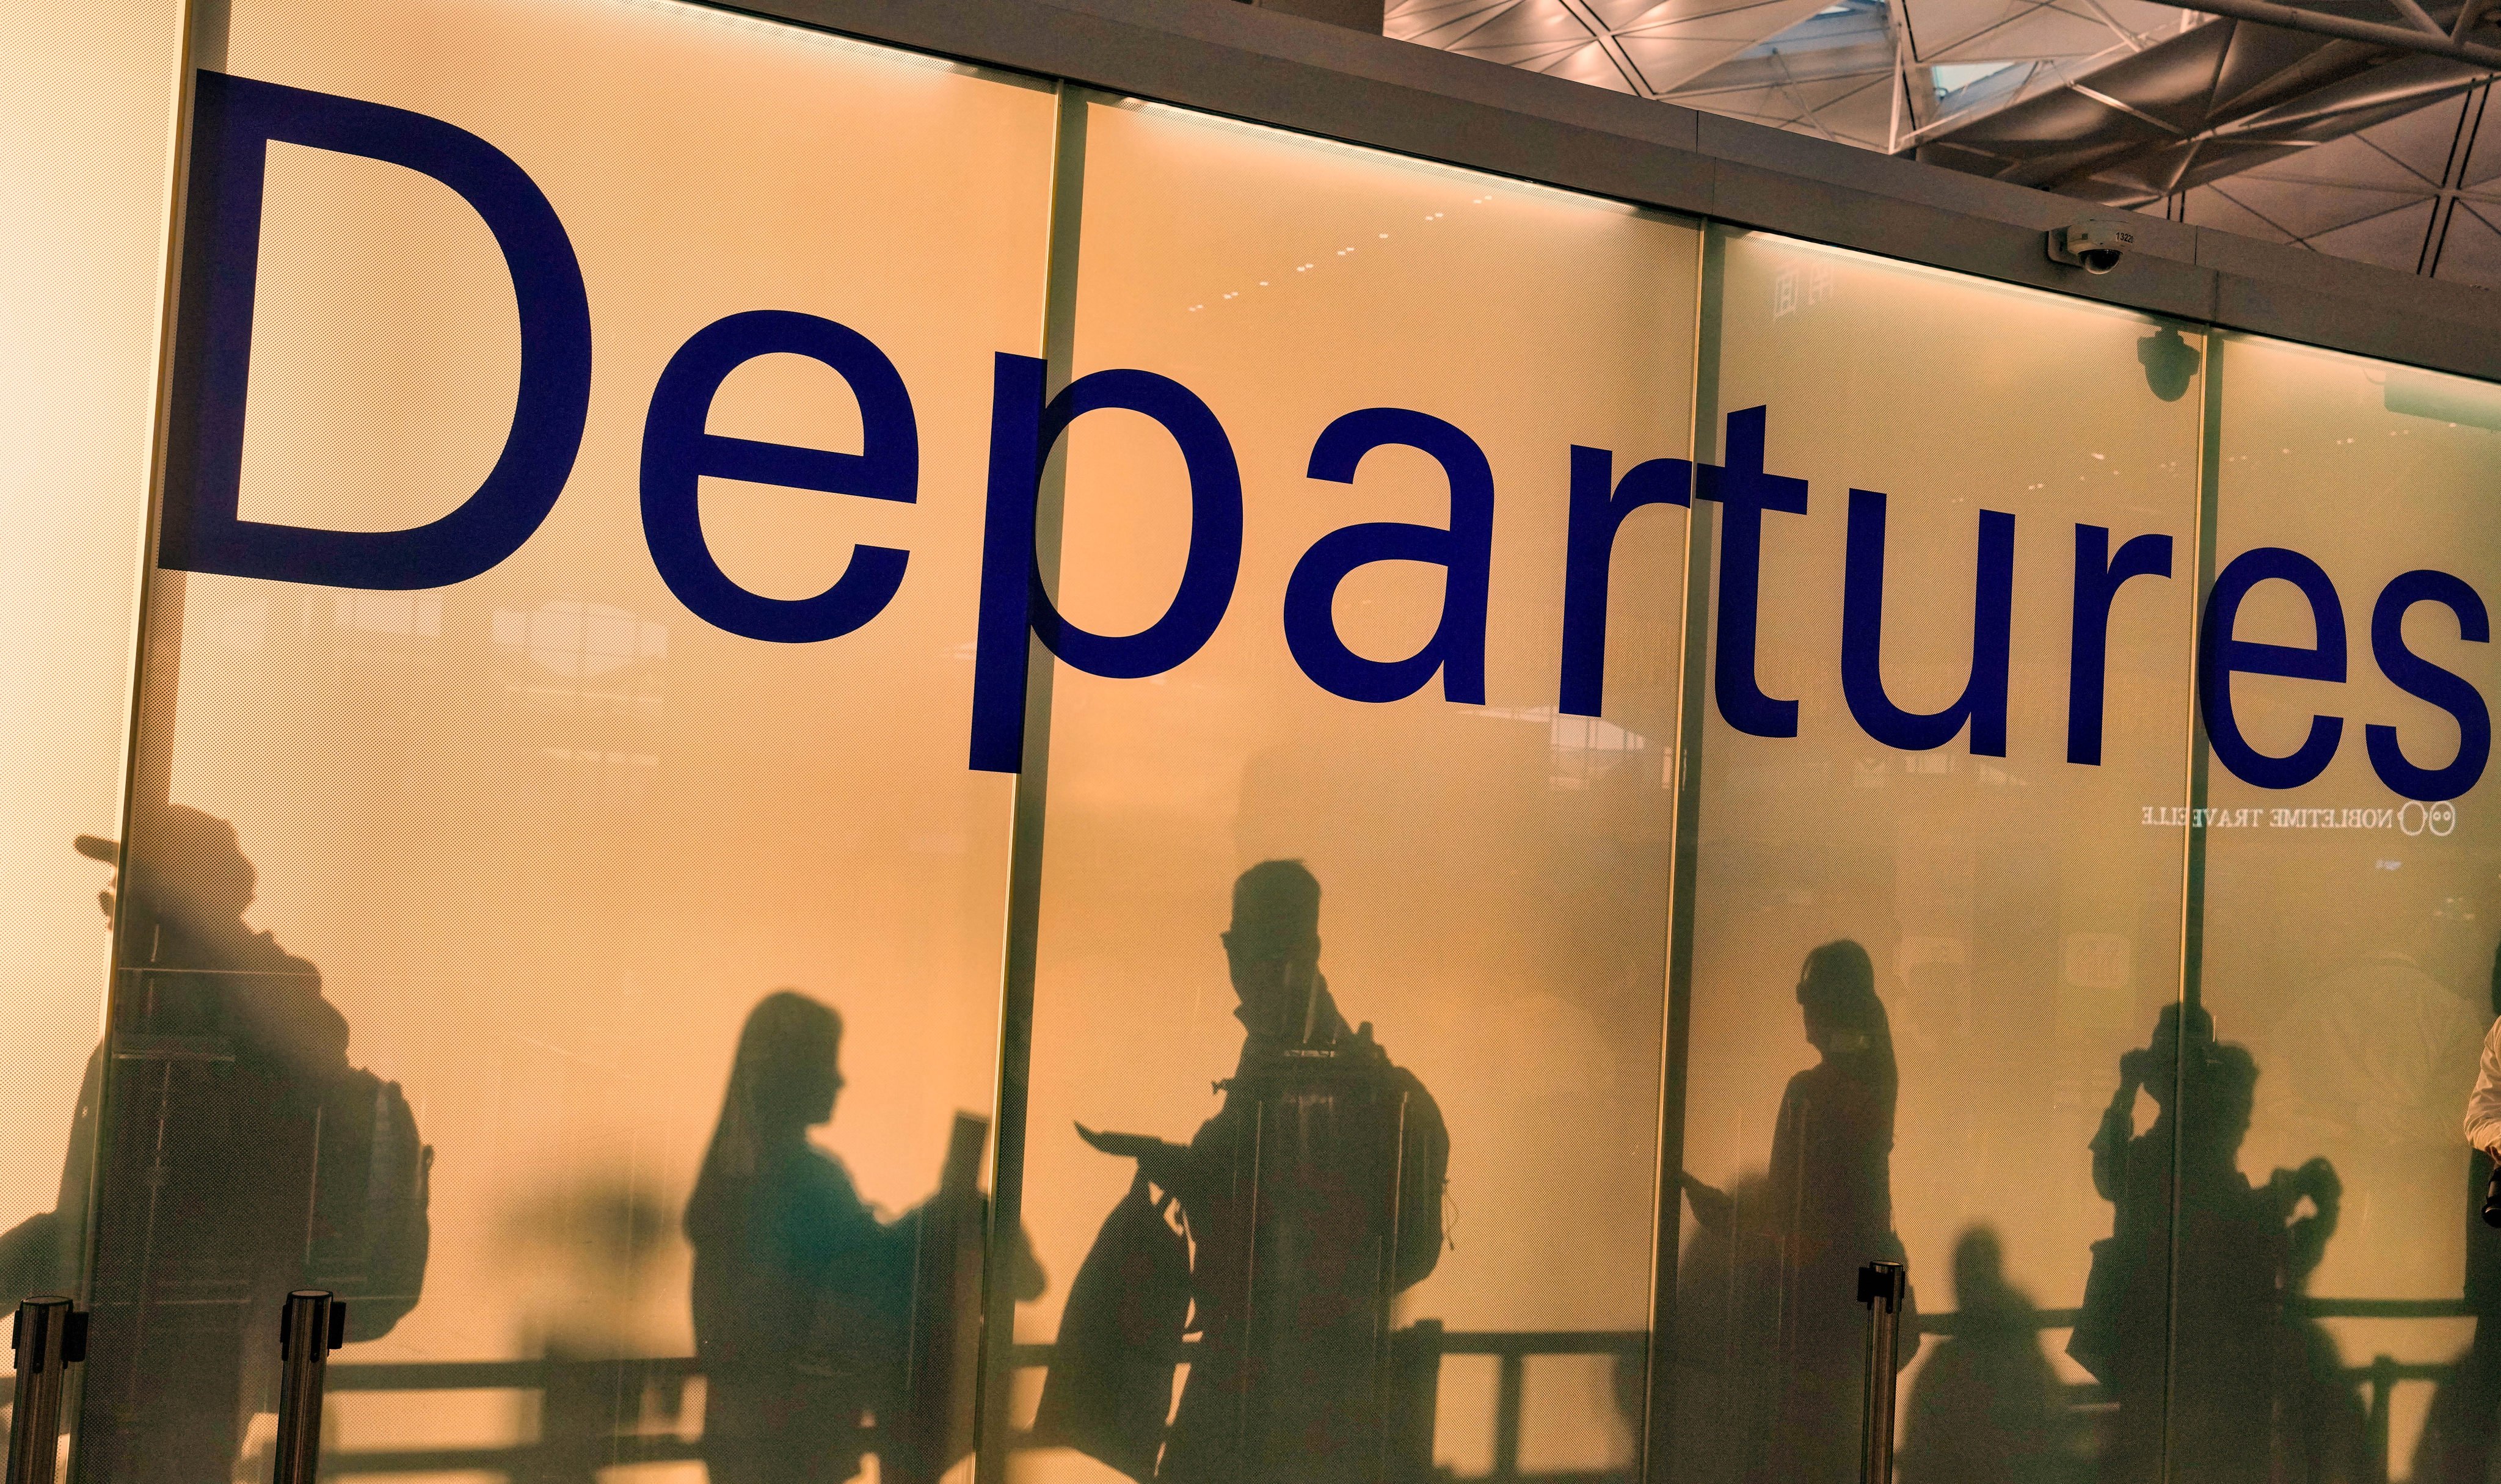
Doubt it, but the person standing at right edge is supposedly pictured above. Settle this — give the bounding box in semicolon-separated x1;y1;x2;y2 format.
2447;946;2501;1480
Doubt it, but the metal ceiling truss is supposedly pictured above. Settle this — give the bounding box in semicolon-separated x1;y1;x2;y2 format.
1388;0;2501;283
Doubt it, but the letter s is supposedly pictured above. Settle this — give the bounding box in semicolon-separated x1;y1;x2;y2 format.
2367;569;2491;801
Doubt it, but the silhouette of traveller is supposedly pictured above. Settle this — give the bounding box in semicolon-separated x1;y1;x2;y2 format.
1061;860;1449;1484
686;991;1039;1484
506;1184;675;1484
1898;1228;2064;1484
2430;944;2501;1482
1684;939;1912;1484
1660;1171;1773;1484
25;806;422;1484
2079;1006;2351;1484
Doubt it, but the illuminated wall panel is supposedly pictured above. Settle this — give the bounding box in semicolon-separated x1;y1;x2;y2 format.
1009;97;1698;1483
4;2;2497;1481
0;0;180;1297
1674;227;2204;1484
2196;340;2501;1476
86;1;1054;1476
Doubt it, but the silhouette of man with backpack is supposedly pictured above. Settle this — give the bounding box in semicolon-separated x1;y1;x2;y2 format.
1047;860;1449;1484
0;807;429;1484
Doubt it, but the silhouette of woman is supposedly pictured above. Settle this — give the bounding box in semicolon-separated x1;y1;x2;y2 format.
1767;939;1909;1483
686;992;914;1484
1685;939;1910;1484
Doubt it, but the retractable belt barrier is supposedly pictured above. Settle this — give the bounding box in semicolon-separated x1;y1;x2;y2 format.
1858;1261;1906;1484
7;1297;86;1484
274;1290;346;1484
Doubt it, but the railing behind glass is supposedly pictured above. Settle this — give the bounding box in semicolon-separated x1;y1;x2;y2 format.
0;1305;2465;1482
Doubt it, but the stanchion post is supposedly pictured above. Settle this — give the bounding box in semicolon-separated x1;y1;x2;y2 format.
272;1290;345;1484
1857;1260;1906;1484
7;1297;85;1484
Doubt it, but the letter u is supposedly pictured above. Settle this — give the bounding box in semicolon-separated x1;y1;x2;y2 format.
1840;489;2015;755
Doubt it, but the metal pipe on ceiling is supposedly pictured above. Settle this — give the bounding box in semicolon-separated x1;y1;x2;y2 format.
2162;0;2501;67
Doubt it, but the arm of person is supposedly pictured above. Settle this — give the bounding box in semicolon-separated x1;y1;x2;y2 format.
2464;1017;2501;1157
1074;1124;1196;1200
2089;1051;2149;1203
1680;1173;1733;1233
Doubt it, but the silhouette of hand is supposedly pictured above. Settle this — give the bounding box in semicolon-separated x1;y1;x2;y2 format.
2295;1155;2342;1209
1074;1124;1192;1195
1680;1173;1732;1232
2117;1047;2153;1090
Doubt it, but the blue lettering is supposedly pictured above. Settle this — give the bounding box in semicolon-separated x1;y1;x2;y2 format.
1840;490;2015;754
2200;547;2346;790
1695;407;1808;738
1283;408;1496;705
160;72;591;590
1557;445;1691;718
2067;525;2173;765
641;310;917;643
970;357;1243;774
2366;569;2491;801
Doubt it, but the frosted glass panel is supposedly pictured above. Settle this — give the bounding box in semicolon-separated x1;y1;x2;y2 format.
0;0;178;1315
87;4;1054;1480
1012;98;1698;1484
1675;228;2204;1484
2198;338;2501;1481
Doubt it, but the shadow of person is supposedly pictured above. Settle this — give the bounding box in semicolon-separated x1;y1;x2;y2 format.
2415;943;2501;1483
506;1182;677;1484
1050;860;1451;1484
1680;939;1913;1484
2077;1007;2359;1484
686;991;1039;1484
27;806;420;1484
1898;1227;2066;1484
1656;1170;1771;1484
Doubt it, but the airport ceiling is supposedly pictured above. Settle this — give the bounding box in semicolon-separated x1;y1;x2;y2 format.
1386;0;2501;285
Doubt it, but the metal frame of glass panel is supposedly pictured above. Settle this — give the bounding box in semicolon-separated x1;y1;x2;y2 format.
57;2;2501;1483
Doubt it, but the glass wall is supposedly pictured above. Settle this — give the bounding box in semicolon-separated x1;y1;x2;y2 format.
2197;340;2501;1481
1008;98;1696;1484
1674;229;2205;1484
5;3;2500;1483
83;0;1052;1479
0;0;181;1336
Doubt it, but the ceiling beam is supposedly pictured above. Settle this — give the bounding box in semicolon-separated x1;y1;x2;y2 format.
2387;0;2448;36
2163;0;2501;66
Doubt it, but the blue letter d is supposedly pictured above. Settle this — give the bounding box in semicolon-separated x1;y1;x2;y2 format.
160;72;592;591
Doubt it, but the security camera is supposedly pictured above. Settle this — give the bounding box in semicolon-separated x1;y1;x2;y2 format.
2047;217;2137;274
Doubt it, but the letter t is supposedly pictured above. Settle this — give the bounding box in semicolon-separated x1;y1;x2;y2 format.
1695;406;1808;738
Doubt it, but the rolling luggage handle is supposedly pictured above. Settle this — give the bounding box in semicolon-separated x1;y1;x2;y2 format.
1857;1260;1906;1484
273;1290;346;1484
7;1297;86;1484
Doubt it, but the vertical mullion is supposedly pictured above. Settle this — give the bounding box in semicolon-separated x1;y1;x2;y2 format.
73;1;225;1475
2158;325;2225;1484
1640;219;1723;1484
972;79;1089;1484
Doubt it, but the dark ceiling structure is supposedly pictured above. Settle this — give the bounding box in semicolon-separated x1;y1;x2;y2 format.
1388;0;2501;284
